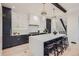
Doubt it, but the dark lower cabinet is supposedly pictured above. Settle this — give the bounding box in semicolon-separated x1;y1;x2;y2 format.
3;35;29;49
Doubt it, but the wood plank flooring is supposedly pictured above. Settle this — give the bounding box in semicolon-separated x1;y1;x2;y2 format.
2;43;79;56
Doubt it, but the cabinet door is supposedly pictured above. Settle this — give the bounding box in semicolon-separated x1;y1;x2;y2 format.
8;35;29;48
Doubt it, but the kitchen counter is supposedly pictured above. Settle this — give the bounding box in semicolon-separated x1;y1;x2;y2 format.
29;33;66;56
29;33;66;42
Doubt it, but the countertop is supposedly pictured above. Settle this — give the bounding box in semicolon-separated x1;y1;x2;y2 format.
29;33;66;42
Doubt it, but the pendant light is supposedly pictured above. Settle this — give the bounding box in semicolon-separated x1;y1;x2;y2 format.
41;3;47;16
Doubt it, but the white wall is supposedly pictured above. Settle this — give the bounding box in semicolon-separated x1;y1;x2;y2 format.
67;11;79;45
0;3;2;55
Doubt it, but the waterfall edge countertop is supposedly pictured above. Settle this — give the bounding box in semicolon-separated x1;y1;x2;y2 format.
29;33;66;56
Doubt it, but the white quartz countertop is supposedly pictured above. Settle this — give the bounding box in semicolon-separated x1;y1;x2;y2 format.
29;33;66;42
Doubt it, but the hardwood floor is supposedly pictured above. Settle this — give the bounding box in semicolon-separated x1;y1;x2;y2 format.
2;44;32;56
62;43;79;56
2;43;79;56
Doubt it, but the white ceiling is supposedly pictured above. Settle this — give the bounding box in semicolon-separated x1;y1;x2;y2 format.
2;3;79;16
60;3;79;12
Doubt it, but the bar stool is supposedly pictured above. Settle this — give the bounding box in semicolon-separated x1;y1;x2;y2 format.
62;37;69;50
44;43;54;56
57;40;64;55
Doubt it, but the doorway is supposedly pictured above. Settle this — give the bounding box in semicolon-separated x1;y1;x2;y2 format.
46;19;51;33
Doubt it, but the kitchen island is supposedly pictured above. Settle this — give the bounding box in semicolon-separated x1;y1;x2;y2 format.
29;33;66;56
